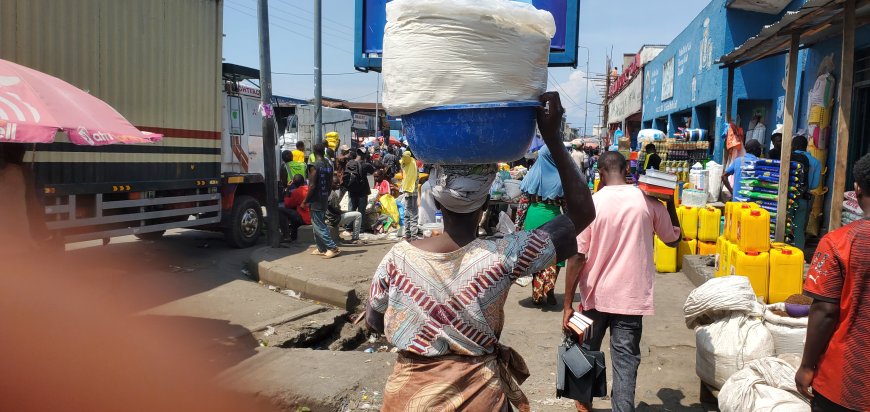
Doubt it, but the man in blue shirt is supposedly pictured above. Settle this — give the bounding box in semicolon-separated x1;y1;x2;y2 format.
722;139;762;200
791;135;821;248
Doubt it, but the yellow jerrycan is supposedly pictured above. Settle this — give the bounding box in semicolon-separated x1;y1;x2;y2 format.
768;246;805;303
723;202;739;242
655;235;679;273
737;208;771;252
678;238;697;265
678;206;699;240
715;236;730;277
732;250;770;301
728;203;756;242
698;206;722;242
698;240;717;256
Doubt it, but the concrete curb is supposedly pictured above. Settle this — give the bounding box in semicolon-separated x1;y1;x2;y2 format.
248;246;359;311
682;254;716;287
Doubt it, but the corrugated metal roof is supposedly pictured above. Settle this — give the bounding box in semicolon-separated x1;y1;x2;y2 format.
717;0;870;67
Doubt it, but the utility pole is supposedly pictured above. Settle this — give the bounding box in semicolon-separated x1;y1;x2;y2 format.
578;45;590;137
314;0;323;145
375;72;380;137
602;55;612;144
257;0;280;248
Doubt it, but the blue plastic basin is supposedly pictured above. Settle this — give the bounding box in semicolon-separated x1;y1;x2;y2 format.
403;100;541;164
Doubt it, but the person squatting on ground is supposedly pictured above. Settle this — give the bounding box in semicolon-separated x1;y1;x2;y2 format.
343;149;376;231
795;152;870;412
366;92;595;411
279;174;309;243
326;175;363;245
563;151;681;412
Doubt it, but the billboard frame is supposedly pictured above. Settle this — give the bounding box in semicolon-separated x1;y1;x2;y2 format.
353;0;580;71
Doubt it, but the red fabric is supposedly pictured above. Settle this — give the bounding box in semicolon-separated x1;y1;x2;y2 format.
725;122;744;151
284;186;311;225
375;180;390;196
802;219;870;410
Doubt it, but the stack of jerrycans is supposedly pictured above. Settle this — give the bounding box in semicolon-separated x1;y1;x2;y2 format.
733;206;771;301
676;206;699;267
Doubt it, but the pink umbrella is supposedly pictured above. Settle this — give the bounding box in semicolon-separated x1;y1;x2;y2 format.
0;59;161;145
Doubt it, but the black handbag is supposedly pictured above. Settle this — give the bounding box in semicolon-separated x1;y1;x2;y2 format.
556;334;607;403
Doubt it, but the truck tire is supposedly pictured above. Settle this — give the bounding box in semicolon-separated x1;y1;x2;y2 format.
134;230;166;241
227;195;262;248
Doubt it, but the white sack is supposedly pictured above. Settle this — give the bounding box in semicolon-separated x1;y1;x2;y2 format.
719;356;810;412
382;0;556;115
684;276;760;329
695;312;775;389
763;303;808;356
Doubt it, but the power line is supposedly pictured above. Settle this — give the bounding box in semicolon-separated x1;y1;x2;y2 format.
275;0;356;33
272;71;363;76
547;71;580;109
345;90;378;101
260;0;355;42
224;2;349;52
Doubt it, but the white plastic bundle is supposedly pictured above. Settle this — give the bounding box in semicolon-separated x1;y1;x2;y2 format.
719;356;810;412
684;276;760;329
695;312;775;389
382;0;556;116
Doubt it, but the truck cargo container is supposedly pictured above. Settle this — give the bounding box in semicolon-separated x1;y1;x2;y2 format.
0;0;333;248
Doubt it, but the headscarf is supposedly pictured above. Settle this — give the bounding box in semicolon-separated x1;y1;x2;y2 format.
430;164;497;214
520;146;564;200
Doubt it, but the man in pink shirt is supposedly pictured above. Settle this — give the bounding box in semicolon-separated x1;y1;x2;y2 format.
563;151;680;412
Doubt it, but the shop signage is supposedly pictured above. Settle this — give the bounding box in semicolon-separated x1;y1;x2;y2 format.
353;113;373;130
662;57;675;101
608;75;642;123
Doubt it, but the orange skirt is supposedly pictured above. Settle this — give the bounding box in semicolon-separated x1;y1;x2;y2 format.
382;346;530;412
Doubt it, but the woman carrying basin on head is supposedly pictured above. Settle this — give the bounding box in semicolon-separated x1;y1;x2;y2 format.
366;93;596;411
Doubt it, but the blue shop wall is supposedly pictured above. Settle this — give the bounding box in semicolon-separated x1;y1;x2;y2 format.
642;0;726;135
641;0;805;162
796;25;870;229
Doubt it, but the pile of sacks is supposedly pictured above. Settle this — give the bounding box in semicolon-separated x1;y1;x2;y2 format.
684;276;810;411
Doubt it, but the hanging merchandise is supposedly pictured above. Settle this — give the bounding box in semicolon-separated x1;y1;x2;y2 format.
381;0;556;116
804;71;836;236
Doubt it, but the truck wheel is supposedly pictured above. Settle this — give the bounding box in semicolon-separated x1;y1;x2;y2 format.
227;195;262;248
134;230;166;241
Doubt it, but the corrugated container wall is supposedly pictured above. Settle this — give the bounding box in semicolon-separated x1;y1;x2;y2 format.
0;0;223;193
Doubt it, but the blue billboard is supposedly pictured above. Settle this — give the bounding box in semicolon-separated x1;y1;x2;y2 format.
354;0;580;71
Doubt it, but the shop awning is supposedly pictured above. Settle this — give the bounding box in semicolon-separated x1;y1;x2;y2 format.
717;0;870;68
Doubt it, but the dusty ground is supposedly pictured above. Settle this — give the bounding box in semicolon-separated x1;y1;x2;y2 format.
53;229;714;411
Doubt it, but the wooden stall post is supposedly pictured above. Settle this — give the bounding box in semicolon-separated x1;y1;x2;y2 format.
829;0;856;231
723;66;735;165
775;33;800;243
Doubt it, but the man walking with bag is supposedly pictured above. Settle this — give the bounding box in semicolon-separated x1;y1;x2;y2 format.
562;152;681;412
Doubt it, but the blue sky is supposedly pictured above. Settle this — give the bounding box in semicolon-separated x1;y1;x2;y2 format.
222;0;708;131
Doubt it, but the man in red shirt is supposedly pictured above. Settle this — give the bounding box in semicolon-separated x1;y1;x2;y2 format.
796;153;870;412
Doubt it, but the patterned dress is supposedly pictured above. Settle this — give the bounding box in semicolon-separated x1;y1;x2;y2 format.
369;216;574;411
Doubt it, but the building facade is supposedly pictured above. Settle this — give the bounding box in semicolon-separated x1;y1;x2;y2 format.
607;45;665;147
641;0;805;161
